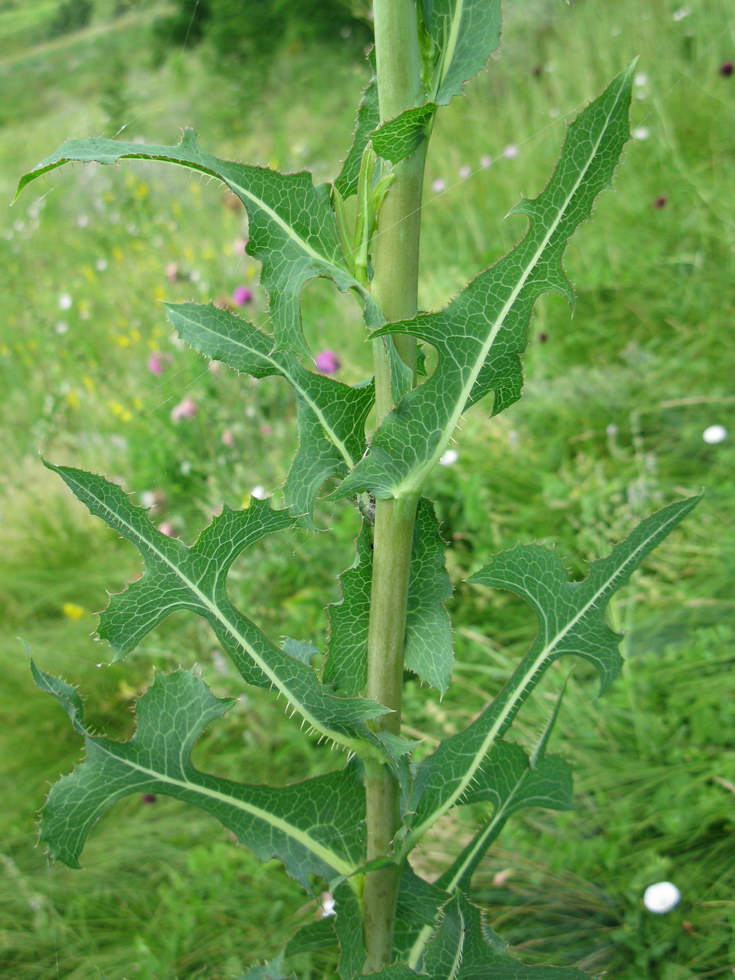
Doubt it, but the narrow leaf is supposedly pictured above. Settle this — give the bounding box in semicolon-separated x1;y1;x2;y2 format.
334;880;366;980
18;130;380;353
44;461;398;762
424;0;502;105
32;664;366;887
326;499;453;694
362;891;586;978
403;496;699;849
335;65;636;501
365;1;503;166
438;745;572;893
400;704;571;967
165;302;374;524
335;68;380;199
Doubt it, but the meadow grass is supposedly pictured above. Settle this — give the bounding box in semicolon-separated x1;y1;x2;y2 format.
1;0;734;976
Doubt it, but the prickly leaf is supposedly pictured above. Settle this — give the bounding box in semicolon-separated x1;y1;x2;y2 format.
403;497;699;849
336;65;635;501
326;499;453;694
45;461;397;761
32;664;366;888
17;130;380;354
165;302;374;525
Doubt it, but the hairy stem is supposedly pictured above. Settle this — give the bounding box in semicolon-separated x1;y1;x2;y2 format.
363;0;427;970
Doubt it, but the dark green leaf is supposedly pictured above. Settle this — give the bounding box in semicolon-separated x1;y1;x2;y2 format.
335;66;636;501
32;664;366;888
165;302;374;525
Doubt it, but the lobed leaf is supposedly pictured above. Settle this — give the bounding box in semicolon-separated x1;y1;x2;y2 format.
359;891;586;978
422;0;502;106
326;498;453;695
335;64;636;502
44;461;402;763
166;302;374;525
339;1;502;171
32;664;366;888
17;130;380;354
335;70;380;199
402;496;699;850
401;699;572;967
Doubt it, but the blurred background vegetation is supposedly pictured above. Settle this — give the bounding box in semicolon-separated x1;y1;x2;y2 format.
1;0;733;977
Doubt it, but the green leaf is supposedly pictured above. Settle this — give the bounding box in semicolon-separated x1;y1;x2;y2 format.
361;891;586;978
400;699;572;967
403;496;699;850
335;3;500;177
371;104;437;165
448;892;587;979
165;302;374;525
17;130;380;354
44;461;397;761
364;0;502;167
334;880;366;979
325;499;453;695
335;65;636;501
423;0;502;105
32;664;366;888
335;71;380;199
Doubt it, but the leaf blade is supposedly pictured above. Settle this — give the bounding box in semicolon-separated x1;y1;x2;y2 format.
404;497;699;849
32;664;366;887
44;461;397;762
165;301;374;523
336;65;636;501
18;130;379;353
325;499;453;694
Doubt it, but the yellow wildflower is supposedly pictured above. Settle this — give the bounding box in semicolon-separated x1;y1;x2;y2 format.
62;602;85;620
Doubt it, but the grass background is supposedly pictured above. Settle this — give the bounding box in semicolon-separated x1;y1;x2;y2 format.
1;0;734;977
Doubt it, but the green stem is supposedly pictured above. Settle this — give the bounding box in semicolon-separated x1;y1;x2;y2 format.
363;0;427;970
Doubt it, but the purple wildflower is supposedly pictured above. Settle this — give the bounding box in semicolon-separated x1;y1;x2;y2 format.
654;196;668;209
171;397;198;422
147;352;171;376
232;286;254;306
142;793;157;803
720;62;733;77
315;350;341;374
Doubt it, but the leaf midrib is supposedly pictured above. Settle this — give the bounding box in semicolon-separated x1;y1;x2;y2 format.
62;470;357;751
393;74;628;498
408;503;680;843
172;307;357;469
91;737;356;877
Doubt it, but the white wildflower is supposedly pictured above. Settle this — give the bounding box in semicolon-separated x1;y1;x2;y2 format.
703;424;727;444
643;881;681;914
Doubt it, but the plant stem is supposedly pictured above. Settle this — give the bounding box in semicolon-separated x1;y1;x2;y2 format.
363;0;427;970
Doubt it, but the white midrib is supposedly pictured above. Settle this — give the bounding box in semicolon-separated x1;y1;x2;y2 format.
92;739;355;878
406;779;521;969
86;151;357;285
436;0;466;97
394;77;627;499
172;309;356;469
407;505;680;846
64;472;351;750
